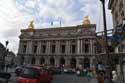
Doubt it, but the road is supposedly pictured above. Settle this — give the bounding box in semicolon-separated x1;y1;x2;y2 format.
8;73;97;83
6;68;97;83
52;74;97;83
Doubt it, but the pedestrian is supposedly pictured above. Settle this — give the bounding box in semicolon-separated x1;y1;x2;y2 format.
112;70;118;83
92;67;97;77
97;72;104;83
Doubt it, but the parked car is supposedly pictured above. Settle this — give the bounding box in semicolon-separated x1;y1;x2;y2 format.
0;71;11;83
63;68;75;74
76;69;88;77
15;66;24;76
47;67;62;75
17;65;53;83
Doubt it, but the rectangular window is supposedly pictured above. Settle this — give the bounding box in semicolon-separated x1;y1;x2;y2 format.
85;44;89;53
33;45;37;53
52;45;55;53
61;45;65;53
23;45;27;53
71;45;76;53
42;45;46;53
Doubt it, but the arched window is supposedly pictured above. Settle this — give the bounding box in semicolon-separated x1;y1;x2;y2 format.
50;57;55;66
31;57;35;64
40;57;45;65
84;58;90;68
70;58;76;68
60;57;65;67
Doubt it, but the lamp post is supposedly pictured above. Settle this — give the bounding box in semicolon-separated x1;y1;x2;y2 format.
3;41;9;71
99;0;112;83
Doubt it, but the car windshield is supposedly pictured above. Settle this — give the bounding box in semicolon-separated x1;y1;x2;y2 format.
21;67;39;78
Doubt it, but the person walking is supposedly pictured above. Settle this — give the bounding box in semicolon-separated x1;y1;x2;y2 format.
97;72;104;83
112;70;118;83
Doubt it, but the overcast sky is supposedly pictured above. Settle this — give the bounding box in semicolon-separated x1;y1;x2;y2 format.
0;0;113;54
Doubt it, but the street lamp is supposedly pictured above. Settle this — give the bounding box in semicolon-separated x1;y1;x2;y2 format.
3;41;9;71
99;0;112;82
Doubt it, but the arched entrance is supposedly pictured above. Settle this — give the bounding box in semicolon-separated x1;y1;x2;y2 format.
31;57;35;64
84;58;90;69
70;58;76;68
50;57;55;66
40;57;45;65
60;57;65;67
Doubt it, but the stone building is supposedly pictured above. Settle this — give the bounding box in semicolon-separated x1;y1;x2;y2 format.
108;0;125;28
109;0;125;81
0;42;6;69
17;17;100;68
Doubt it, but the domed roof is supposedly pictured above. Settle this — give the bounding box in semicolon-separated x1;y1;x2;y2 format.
83;16;91;25
0;42;6;51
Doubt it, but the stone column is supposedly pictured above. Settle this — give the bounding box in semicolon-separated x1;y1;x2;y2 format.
90;39;93;54
37;41;41;54
18;41;22;54
56;40;60;54
45;56;49;66
46;41;50;54
76;58;80;68
81;40;83;54
26;40;33;54
23;56;27;65
66;40;68;54
55;57;59;67
66;40;70;54
91;39;93;54
90;57;93;69
35;56;40;65
89;40;91;54
65;57;70;67
93;40;95;54
77;39;80;55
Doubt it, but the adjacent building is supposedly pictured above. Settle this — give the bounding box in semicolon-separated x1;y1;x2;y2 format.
108;0;125;28
17;17;102;68
109;0;125;81
0;42;6;69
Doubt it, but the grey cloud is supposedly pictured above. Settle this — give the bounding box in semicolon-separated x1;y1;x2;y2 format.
1;28;20;38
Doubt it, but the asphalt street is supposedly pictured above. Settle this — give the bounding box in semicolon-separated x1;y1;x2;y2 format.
8;73;97;83
52;74;97;83
6;68;97;83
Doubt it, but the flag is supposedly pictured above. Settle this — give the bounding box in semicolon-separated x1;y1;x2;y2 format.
51;21;53;26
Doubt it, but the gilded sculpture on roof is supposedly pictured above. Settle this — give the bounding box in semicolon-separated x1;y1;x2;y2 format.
28;20;34;29
83;16;91;25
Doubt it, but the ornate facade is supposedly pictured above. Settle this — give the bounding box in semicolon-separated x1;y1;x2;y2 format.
108;0;125;27
17;18;100;68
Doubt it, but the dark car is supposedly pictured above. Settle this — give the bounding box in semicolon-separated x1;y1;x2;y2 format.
0;71;11;83
48;67;62;75
15;66;24;76
17;65;53;83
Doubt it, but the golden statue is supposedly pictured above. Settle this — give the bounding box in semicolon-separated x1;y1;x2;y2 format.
28;20;34;29
83;16;91;25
